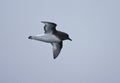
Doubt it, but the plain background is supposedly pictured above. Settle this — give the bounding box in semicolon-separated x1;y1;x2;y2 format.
0;0;120;83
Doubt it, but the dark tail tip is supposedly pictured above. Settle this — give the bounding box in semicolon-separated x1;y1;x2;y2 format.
28;36;32;39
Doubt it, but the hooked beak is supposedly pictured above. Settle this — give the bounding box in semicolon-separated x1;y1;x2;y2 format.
68;37;72;41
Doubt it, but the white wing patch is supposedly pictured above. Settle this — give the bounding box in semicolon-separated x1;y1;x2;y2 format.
52;42;63;59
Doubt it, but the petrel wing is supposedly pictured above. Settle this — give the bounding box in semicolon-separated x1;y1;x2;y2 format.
41;21;57;34
51;42;63;59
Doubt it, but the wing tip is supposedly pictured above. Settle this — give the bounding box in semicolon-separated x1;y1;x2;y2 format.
53;56;57;59
41;21;57;26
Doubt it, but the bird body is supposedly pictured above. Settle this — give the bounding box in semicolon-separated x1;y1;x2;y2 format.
29;34;61;43
28;21;72;59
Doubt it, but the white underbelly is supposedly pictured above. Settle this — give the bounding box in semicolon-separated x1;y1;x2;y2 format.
32;34;61;43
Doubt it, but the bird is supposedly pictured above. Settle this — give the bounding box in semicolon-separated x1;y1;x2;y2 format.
28;21;72;59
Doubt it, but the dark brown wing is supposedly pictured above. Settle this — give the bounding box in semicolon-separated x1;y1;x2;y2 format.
51;42;63;59
41;21;57;33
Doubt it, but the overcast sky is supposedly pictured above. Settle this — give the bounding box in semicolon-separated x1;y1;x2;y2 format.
0;0;120;83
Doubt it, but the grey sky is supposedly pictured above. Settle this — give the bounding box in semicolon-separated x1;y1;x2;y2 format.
0;0;120;83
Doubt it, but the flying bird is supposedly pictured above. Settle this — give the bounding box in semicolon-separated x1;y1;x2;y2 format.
28;21;72;59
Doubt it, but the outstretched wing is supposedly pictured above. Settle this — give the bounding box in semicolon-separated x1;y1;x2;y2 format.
51;42;63;59
41;21;57;33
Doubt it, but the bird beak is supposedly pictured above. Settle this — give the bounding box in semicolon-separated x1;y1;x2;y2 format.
68;38;72;41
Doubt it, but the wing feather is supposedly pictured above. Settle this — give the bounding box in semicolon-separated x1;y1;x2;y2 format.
51;42;63;59
41;21;57;33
